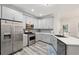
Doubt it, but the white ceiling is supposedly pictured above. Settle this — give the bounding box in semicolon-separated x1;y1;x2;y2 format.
6;4;79;17
11;4;56;16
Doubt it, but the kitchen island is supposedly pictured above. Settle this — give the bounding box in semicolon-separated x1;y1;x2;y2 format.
51;34;79;55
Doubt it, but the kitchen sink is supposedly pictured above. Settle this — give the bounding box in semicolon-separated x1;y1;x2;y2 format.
55;35;66;38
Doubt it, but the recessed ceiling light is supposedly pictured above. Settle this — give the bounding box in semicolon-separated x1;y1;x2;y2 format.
41;4;49;7
43;4;48;6
41;4;53;7
31;9;34;12
39;14;42;16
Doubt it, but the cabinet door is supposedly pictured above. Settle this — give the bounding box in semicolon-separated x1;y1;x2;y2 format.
47;18;53;29
2;6;15;20
50;36;57;51
2;6;24;21
36;33;41;41
42;34;51;43
33;19;38;29
14;11;23;21
48;35;57;55
38;18;53;29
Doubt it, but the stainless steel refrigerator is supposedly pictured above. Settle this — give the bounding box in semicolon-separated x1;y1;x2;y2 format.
0;19;23;55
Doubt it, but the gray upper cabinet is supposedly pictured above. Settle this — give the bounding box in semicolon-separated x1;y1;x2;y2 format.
2;6;23;21
26;17;53;29
2;6;15;20
13;10;23;21
38;18;53;29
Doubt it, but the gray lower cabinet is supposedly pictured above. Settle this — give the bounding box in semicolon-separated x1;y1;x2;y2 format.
50;35;57;51
49;35;66;55
36;33;51;43
48;35;57;55
57;39;66;55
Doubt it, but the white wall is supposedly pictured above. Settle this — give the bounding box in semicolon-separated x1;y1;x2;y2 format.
51;4;79;35
60;8;79;38
53;16;61;34
22;15;28;29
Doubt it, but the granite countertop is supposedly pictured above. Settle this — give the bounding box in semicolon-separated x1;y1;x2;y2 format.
51;34;79;46
34;32;79;46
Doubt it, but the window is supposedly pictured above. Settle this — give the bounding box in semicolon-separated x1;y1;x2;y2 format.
63;24;68;32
